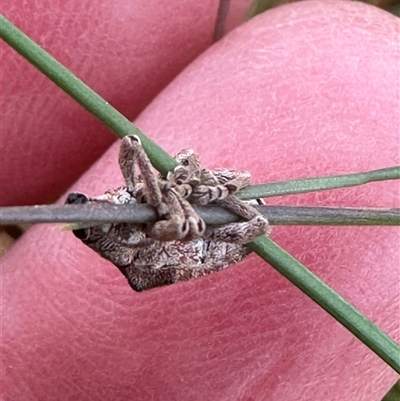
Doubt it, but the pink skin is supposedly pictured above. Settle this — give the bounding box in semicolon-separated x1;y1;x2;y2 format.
0;0;251;206
2;1;399;400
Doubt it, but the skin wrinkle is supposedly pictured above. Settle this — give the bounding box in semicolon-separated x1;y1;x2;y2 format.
8;370;38;401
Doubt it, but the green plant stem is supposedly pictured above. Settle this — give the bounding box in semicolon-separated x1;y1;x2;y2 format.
0;14;176;176
246;0;283;20
388;4;400;17
2;14;399;373
382;379;400;401
249;237;400;373
1;204;399;226
237;166;400;200
213;0;231;42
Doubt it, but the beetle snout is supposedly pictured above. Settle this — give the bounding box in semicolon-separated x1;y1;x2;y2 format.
65;193;88;205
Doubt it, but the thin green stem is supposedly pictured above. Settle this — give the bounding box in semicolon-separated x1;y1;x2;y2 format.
246;0;282;20
0;204;398;226
237;166;400;200
0;14;176;176
213;0;231;42
249;236;400;373
382;379;400;401
388;4;400;17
